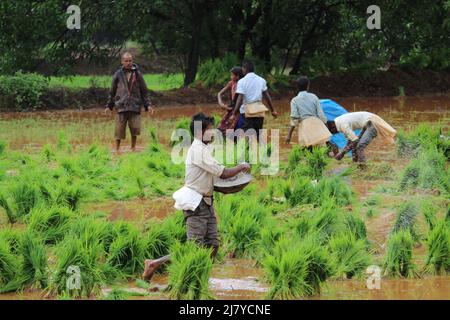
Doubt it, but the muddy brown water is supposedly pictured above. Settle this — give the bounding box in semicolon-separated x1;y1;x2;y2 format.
0;95;449;300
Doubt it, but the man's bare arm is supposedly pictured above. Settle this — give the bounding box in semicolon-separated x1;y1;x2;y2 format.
233;94;244;115
220;163;250;179
263;90;278;118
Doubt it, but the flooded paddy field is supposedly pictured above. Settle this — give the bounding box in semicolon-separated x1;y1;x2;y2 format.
0;95;449;300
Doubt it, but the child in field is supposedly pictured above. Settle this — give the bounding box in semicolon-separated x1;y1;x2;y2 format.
217;67;244;136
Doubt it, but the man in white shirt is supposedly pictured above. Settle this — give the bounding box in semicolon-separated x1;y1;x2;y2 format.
142;113;250;281
232;60;278;141
326;111;396;163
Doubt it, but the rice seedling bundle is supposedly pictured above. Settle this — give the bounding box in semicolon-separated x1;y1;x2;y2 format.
51;235;105;297
0;235;20;291
144;222;174;260
396;125;444;158
315;176;353;206
287;145;304;173
106;222;145;275
285;176;316;207
0;227;23;255
328;233;371;279
425;220;450;274
0;178;40;223
28;205;75;244
399;147;447;192
384;230;415;278
225;211;261;258
263;239;311;299
391;202;419;242
167;241;213;300
20;230;48;288
343;213;367;240
421;200;438;231
68;217;115;252
303;147;329;180
263;235;331;299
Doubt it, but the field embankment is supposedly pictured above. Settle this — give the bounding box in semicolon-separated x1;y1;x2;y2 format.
0;68;449;111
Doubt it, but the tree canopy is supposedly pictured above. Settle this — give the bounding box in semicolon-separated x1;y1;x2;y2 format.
0;0;448;85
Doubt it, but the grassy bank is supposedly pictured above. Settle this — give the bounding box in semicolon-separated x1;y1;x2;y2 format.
48;73;184;91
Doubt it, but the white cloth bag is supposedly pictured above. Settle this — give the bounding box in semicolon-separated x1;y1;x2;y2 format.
173;186;203;211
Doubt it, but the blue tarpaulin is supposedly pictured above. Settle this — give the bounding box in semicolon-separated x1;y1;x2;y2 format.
320;99;360;151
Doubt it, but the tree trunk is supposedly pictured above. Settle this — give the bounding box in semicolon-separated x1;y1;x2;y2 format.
183;3;204;86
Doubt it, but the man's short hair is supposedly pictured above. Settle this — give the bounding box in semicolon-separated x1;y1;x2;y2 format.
121;51;133;59
242;60;254;73
296;76;310;91
190;113;215;136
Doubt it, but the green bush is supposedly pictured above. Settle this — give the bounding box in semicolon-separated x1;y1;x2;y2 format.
197;53;239;88
0;72;49;110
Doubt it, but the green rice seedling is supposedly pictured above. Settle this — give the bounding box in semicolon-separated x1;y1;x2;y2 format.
0;140;6;157
20;230;48;288
67;217;115;253
0;228;23;254
56;132;72;152
106;222;145;276
0;235;22;293
343;213;367;240
359;162;396;180
422;200;438;231
287;145;304;173
363;194;382;207
144;223;174;260
263;235;331;299
391;202;419;242
41;144;55;162
309;200;346;242
315;175;353;206
383;230;415;278
28;206;75;244
258;224;282;257
40;179;86;211
366;207;376;218
425;220;450;274
396;124;442;158
328;233;371;279
104;288;130;300
399;147;447;192
285;176;316;207
0;179;40;223
170;117;191;147
51;235;105;297
224;211;261;258
263;239;311;299
399;162;420;190
166;241;213;300
303;147;329;180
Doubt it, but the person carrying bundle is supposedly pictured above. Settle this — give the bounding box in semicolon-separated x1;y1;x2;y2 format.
285;76;335;152
326;111;397;163
142;113;250;281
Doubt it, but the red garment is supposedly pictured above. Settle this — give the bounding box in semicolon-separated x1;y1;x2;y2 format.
217;80;239;135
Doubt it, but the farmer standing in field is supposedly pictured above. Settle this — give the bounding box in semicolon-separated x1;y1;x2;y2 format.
326;111;397;163
217;66;244;137
142;113;250;281
285;76;332;148
105;52;154;154
232;60;278;141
